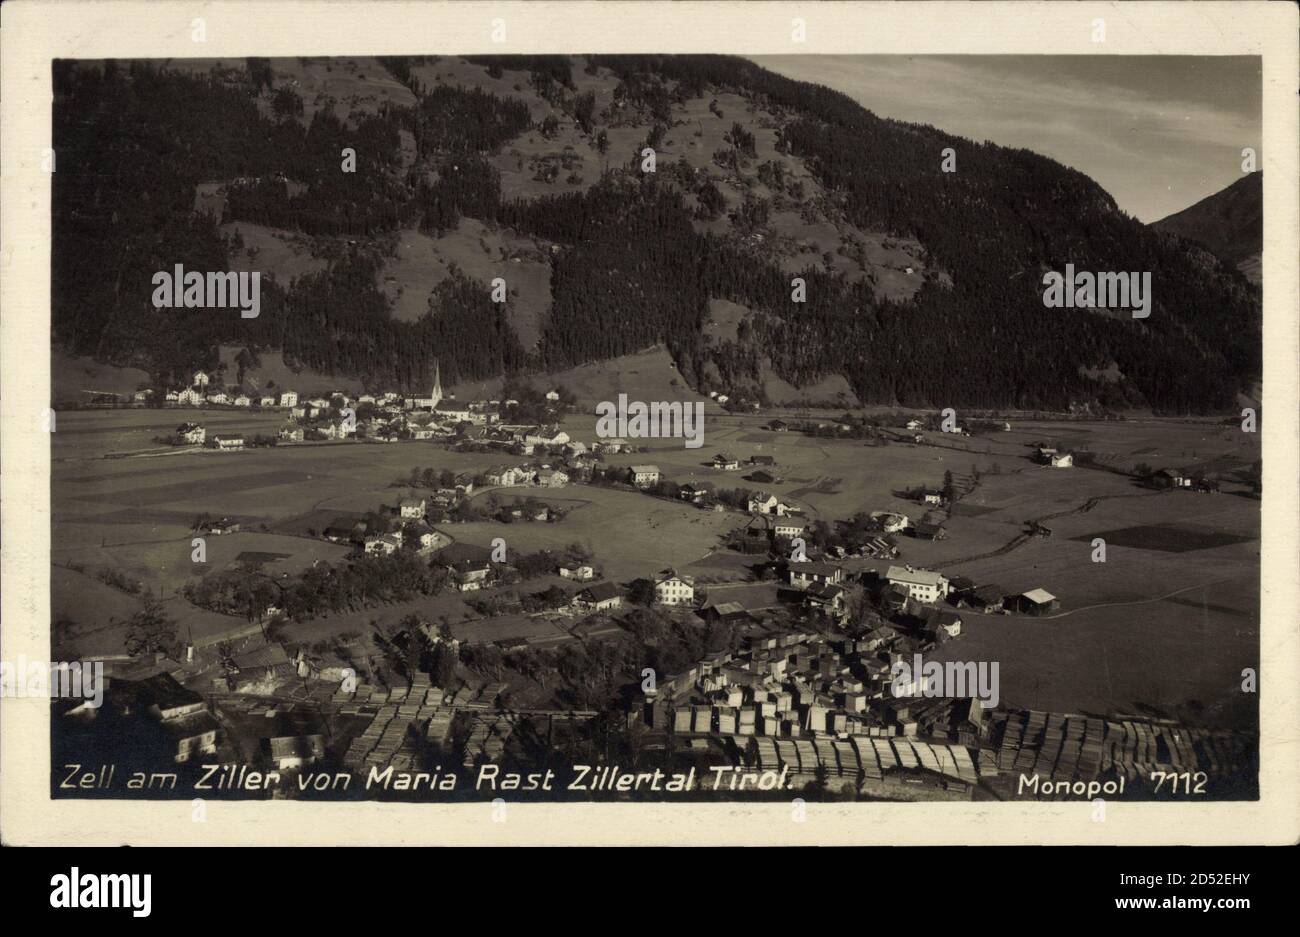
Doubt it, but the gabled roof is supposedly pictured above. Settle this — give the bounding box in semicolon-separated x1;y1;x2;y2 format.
267;735;325;760
790;561;839;576
805;582;844;601
885;566;946;587
706;601;747;616
1021;588;1057;604
656;568;694;585
971;583;1007;602
581;581;622;602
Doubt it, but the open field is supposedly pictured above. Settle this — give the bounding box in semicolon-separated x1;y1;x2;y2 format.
51;407;1260;724
925;574;1258;726
460;485;737;583
51;351;154;406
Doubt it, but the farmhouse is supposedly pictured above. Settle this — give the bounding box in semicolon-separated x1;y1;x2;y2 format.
911;520;947;541
364;533;401;555
1151;468;1193;489
768;420;788;432
398;497;427;519
535;468;569;487
486;465;525;486
266;735;326;771
176;422;206;444
178;388;204;406
113;674;219;763
525;426;570;447
574;581;623;611
872;511;910;533
323;519;363;544
153;710;220;763
885;566;950;604
1035;446;1072;467
700;602;751;626
711;453;740;471
654;569;695;606
1009;588;1059;616
260;395;277;407
558;563;596;581
748;454;777;467
924;609;964;639
963;584;1007;613
747;491;783;515
920;490;944;506
630;465;661;487
773;518;805;540
449;560;492;592
233;394;251;407
405;524;443;551
199;517;240;535
208;434;244;450
435;404;473;422
678;481;714;503
788;561;843;591
804;582;846;616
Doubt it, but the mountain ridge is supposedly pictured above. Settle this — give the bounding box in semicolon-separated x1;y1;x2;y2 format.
1151;172;1262;285
51;55;1261;414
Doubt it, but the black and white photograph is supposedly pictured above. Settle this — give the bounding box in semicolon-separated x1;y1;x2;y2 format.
1;1;1296;860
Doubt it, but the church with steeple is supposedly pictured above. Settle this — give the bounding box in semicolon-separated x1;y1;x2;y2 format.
407;359;444;410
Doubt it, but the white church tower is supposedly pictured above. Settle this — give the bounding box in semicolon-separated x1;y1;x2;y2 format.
429;359;443;409
408;359;444;411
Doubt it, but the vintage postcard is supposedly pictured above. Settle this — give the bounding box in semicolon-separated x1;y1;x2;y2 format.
2;1;1296;846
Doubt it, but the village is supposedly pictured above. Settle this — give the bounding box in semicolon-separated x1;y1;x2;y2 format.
51;368;1260;802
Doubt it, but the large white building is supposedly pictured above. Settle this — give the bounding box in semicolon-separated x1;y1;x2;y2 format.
654;569;695;606
885;566;950;604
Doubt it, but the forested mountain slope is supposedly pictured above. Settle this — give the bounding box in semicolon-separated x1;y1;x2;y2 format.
52;55;1260;413
1152;172;1262;285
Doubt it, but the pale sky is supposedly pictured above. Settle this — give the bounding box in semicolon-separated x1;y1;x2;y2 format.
753;55;1261;223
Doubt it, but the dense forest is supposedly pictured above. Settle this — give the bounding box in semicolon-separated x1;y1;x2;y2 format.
52;55;1259;411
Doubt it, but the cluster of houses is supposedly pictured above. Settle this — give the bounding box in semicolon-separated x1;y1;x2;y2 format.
321;494;460;557
165;369;581;453
636;631;988;797
875;566;1060;618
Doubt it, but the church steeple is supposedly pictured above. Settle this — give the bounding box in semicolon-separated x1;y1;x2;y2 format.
430;359;443;409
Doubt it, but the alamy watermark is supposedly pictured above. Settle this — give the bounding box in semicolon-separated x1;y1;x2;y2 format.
152;264;260;318
595;393;704;449
1;656;105;709
1042;264;1151;319
889;654;999;709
